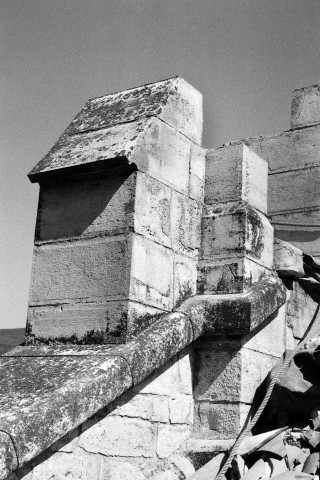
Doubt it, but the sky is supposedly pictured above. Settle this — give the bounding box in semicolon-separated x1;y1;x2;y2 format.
1;0;320;329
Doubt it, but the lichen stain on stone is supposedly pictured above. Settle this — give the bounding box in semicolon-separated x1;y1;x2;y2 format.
174;281;194;309
128;311;164;339
65;78;178;136
246;208;264;258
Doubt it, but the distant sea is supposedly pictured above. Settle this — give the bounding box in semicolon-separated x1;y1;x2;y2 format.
0;328;25;355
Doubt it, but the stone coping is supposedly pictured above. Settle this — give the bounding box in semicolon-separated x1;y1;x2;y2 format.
28;76;203;183
0;277;286;479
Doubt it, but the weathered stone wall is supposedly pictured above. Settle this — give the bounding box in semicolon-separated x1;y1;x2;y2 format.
26;77;205;345
4;79;320;480
9;351;196;480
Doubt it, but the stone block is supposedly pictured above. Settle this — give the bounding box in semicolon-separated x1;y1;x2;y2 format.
151;396;170;423
291;84;320;129
101;458;147;480
198;402;251;436
201;205;273;268
35;171;136;241
134;173;172;249
205;143;268;214
156;424;191;458
131;118;192;197
29;236;130;305
274;238;304;277
79;417;155;457
169;394;194;425
27;300;165;344
194;343;278;404
173;255;197;308
171;190;202;256
134;173;202;256
130;234;173;310
242;304;286;357
109;394;151;420
65;76;203;144
198;257;268;294
269;166;320;215
31;452;101;480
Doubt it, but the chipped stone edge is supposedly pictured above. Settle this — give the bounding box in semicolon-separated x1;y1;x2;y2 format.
1;277;286;479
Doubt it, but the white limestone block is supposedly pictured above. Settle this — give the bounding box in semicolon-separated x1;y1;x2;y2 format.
206;143;268;214
169;394;193;425
79;417;155;457
156;425;190;458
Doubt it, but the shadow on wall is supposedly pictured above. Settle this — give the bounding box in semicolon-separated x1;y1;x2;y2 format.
36;170;136;242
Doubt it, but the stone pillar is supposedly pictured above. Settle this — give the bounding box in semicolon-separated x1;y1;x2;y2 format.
194;143;282;438
198;143;273;295
26;77;205;344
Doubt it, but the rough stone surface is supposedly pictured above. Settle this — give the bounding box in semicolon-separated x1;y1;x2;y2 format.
205;143;268;214
274;238;304;277
27;77;205;345
29;236;130;305
130;233;174;311
241;304;286;357
135;349;193;396
29;77;203;181
0;354;132;468
111;312;193;385
101;459;147;480
291;84;320;129
156;425;191;458
64;76;203;143
31;452;101;480
193;341;278;403
198;402;251;437
198;257;268;294
201;204;274;268
169;394;193;425
178;277;286;338
269;166;320;215
35;171;136;241
79;417;155;457
0;433;17;480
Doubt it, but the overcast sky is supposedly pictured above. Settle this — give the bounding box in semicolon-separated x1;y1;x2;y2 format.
1;0;320;329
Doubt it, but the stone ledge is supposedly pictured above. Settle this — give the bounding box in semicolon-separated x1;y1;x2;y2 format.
28;76;203;184
0;278;286;479
178;276;286;337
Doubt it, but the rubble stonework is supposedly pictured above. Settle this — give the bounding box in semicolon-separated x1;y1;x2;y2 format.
1;78;320;479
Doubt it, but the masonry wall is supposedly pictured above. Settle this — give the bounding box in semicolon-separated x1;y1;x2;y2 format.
8;351;196;480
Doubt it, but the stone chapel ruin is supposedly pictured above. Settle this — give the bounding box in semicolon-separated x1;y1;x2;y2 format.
1;78;320;479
